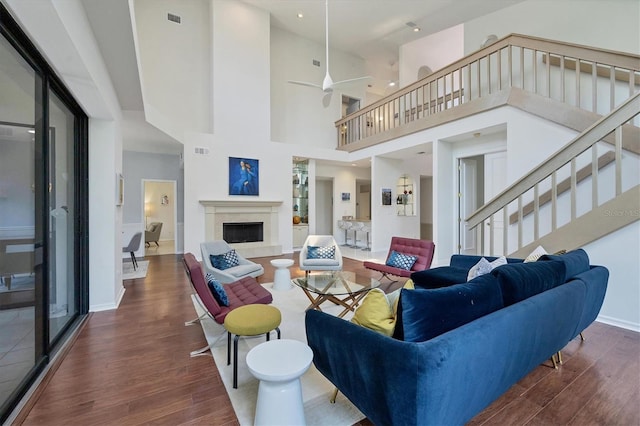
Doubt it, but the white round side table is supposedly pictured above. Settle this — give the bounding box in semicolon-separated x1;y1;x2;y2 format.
246;339;313;426
270;258;294;290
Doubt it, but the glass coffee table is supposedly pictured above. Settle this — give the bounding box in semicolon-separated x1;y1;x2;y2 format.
292;271;381;318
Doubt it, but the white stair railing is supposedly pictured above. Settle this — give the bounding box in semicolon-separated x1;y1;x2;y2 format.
465;92;640;257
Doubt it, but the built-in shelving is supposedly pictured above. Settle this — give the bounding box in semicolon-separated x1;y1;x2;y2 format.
396;174;415;216
293;159;309;246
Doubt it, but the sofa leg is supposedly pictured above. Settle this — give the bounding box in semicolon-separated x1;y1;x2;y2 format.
330;387;339;404
579;332;585;341
550;354;558;369
556;351;563;365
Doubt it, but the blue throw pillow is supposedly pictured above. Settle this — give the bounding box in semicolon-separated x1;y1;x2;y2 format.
538;248;590;281
386;250;418;270
491;260;566;306
397;273;504;342
205;273;229;306
411;266;469;289
307;245;335;259
210;249;239;270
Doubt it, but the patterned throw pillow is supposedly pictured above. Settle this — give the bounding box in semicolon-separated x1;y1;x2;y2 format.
467;256;507;281
210;249;240;270
385;250;418;270
524;245;547;262
307;245;336;259
205;273;229;306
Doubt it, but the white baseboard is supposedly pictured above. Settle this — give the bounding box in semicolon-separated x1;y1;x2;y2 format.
90;285;126;312
596;315;640;333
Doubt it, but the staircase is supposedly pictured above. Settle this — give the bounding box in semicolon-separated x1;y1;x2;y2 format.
467;92;639;257
337;33;640;258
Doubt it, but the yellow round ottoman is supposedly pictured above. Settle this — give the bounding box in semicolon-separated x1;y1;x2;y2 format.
224;304;282;389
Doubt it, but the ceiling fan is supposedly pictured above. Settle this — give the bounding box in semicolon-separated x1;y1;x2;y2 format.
288;0;371;99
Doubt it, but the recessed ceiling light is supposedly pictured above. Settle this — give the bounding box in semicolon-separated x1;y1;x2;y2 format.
413;27;421;32
27;129;35;134
388;81;396;87
297;12;303;18
351;163;357;167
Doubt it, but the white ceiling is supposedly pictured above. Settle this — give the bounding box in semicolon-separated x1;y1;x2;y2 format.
243;0;524;93
79;0;524;156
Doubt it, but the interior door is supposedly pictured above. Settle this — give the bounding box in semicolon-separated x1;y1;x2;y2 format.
483;151;508;255
459;158;479;254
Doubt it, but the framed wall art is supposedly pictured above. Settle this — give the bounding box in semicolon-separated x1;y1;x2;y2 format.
229;157;259;196
381;188;392;205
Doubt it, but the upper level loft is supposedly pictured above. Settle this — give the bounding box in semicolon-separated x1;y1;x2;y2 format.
336;34;640;152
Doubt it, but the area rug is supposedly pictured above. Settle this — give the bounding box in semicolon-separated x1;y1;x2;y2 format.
190;284;365;426
122;260;149;280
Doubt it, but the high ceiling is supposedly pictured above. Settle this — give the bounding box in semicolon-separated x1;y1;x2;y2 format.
80;0;525;155
243;0;525;93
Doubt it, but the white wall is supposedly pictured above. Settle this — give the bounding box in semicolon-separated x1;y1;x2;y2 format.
463;0;639;55
212;0;270;143
586;222;640;331
133;0;211;137
399;24;464;88
270;26;368;147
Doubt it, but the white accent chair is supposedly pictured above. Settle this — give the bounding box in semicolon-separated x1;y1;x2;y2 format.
200;240;264;284
299;235;343;278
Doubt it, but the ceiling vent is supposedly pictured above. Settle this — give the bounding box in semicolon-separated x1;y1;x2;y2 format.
312;59;320;67
167;13;181;24
405;21;417;28
194;147;209;156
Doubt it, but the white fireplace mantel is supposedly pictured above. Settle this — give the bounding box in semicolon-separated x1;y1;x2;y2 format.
200;200;283;257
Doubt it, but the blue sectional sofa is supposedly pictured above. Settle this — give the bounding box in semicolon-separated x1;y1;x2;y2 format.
305;249;608;425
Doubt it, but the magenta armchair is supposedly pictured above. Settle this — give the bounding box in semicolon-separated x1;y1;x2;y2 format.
363;236;435;281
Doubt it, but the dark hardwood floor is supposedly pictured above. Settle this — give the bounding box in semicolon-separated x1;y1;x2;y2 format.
17;253;639;425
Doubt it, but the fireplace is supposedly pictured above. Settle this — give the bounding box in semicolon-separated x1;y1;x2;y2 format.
223;222;264;243
200;200;283;257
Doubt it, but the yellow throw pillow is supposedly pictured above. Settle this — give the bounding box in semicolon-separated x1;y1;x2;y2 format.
351;288;395;336
351;279;415;337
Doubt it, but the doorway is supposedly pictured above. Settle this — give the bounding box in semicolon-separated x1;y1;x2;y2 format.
315;178;333;235
355;180;371;220
143;180;177;256
458;151;506;256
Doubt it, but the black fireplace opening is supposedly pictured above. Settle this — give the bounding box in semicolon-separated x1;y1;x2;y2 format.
223;222;264;243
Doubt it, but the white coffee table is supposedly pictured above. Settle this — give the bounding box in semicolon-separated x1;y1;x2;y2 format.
246;339;313;425
270;258;294;290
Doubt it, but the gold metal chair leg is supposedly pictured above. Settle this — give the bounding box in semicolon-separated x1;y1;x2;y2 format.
330;387;339;403
557;351;563;365
550;354;558;369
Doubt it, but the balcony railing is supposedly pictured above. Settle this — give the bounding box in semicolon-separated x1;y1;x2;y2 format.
336;33;640;150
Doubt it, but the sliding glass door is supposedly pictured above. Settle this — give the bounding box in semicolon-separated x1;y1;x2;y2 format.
0;4;88;421
0;33;41;414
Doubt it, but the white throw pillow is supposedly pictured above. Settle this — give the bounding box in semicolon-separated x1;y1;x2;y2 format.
490;256;507;269
467;257;492;281
467;256;507;281
524;245;547;262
